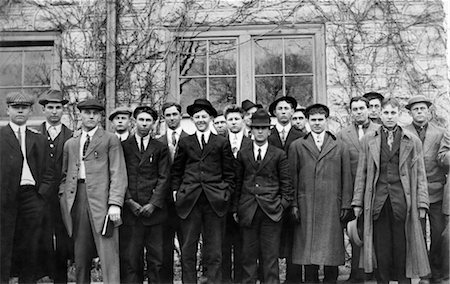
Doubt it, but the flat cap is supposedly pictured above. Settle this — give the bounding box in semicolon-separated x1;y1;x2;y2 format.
405;95;432;110
109;106;132;120
363;92;384;102
39;89;69;106
305;103;330;118
6;91;35;106
77;99;105;111
133;105;158;121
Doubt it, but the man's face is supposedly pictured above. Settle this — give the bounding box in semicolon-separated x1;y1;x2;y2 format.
251;126;271;144
409;102;430;125
7;104;32;126
213;115;227;136
192;109;211;132
308;113;327;134
80;109;101;131
292;111;306;131
226;112;244;134
164;106;181;130
351;100;369;125
111;114;131;134
274;101;294;125
43;102;64;125
380;104;399;129
244;107;258;127
368;99;381;119
135;112;154;137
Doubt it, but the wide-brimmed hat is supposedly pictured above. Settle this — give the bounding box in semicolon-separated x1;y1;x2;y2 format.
363;92;384;102
38;89;69;106
305;103;330;118
77;99;105;111
241;99;263;112
269;96;298;116
347;216;363;247
187;99;217;117
405;95;432;110
109;106;132;120
133;105;158;121
6;91;35;106
250;108;272;127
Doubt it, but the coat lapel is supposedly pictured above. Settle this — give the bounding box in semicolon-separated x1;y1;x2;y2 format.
422;124;437;156
368;131;381;170
84;128;104;157
303;134;320;159
246;143;259;170
201;133;215;159
140;139;155;166
399;134;413;169
4;125;21;153
257;145;274;172
347;126;361;151
318;133;337;161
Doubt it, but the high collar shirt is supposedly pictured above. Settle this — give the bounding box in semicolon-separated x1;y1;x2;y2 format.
253;141;268;161
196;129;211;149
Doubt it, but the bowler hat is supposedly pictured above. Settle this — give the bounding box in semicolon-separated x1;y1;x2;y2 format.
405;95;432;110
347;216;364;247
77;99;105;111
38;89;69;106
6;91;34;106
187;99;217;117
241;99;263;112
133;105;158;121
305;103;330;118
250;108;272;128
363;92;384;102
109;106;132;120
269;96;298;116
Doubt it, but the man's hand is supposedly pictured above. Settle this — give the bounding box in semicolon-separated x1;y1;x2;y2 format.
108;205;121;222
291;207;300;223
125;199;142;216
340;209;354;223
233;212;239;223
140;203;156;218
173;191;177;202
419;208;427;219
353;206;362;218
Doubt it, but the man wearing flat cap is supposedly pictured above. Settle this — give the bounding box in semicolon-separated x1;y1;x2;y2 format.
59;99;127;283
363;92;384;124
171;98;235;283
233;108;293;283
403;95;448;284
289;103;353;283
109;106;132;141
37;89;73;283
120;106;170;283
1;91;54;283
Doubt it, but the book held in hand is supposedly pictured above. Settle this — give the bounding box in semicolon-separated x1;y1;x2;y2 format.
102;214;114;238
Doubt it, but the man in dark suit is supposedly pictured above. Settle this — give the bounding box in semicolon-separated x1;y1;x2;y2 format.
157;102;188;283
233;108;293;284
38;90;73;283
120;106;170;283
171;99;235;283
0;91;53;283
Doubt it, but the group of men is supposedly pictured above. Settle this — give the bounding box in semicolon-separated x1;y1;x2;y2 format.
0;88;449;284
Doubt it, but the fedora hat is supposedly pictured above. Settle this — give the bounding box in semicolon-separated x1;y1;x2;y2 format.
250;108;272;128
241;99;263;112
38;89;69;106
305;103;330;118
187;99;217;117
268;96;298;116
405;95;432;110
347;216;363;247
77;99;105;111
109;106;132;120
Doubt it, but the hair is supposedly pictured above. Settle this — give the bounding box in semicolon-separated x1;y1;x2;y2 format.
224;105;245;118
134;108;158;121
162;102;182;114
294;107;306;115
381;97;400;109
307;106;328;118
349;96;369;109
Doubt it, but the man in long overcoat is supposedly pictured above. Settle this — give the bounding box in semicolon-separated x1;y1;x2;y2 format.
289;104;353;283
352;98;430;283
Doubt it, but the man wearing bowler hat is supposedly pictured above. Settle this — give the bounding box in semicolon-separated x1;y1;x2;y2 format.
233;108;293;283
171;98;235;283
38;89;73;283
403;95;447;284
1;91;54;283
59;99;127;283
363;92;384;124
109;106;132;141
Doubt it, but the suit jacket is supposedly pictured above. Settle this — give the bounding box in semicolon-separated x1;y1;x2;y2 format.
171;133;235;219
234;143;293;227
404;123;447;203
268;126;304;153
122;136;170;226
158;130;189;164
337;121;379;182
59;127;128;236
0;125;53;279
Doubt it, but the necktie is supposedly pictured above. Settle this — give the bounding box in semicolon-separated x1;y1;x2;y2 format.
387;131;394;151
201;134;206;149
358;124;364;140
316;136;322;151
172;131;177;147
257;148;262;162
248;130;252;139
17;128;23;152
280;128;286;146
83;135;90;159
140;136;145;153
231;135;238;156
48;126;57;140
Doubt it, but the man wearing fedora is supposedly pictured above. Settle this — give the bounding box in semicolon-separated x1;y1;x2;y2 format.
109;106;132;141
403;95;448;284
241;100;263;138
352;98;430;284
171;98;235;283
120;106;170;283
37;89;73;283
363;92;384;125
290;103;353;283
233;108;293;284
1;91;54;283
336;96;378;283
59;99;127;283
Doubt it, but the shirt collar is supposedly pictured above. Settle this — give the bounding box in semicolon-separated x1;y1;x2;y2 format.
354;120;370;129
9;122;24;132
46;122;62;132
167;126;182;137
196;129;211;141
135;133;150;141
229;130;244;141
413;122;428;131
311;131;325;141
83;126;98;138
253;141;268;154
275;122;291;133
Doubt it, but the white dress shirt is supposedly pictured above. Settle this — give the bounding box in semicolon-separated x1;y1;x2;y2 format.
9;122;36;186
311;131;326;150
253;141;268;161
196;129;211;149
229;130;244;157
135;133;150;152
275;122;292;143
115;131;129;142
79;126;98;179
46;122;62;140
167;127;182;146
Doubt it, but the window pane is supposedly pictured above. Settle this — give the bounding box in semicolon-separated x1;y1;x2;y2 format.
254;39;282;75
179;78;206;111
209;77;236;112
255;76;283;107
0;51;22;86
0;87;47;119
286;76;313;106
24;51;52;86
209;40;236;75
285;38;313;74
179;41;207;76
